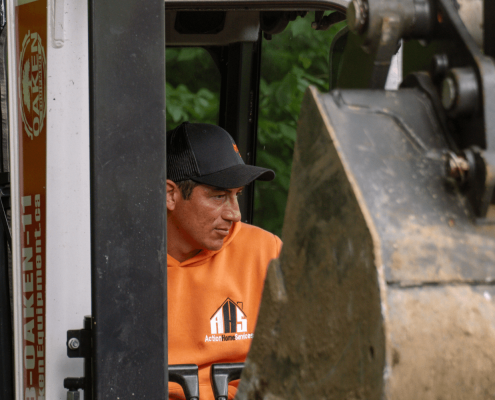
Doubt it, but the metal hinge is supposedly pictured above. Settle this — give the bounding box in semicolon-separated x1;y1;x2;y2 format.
64;316;92;400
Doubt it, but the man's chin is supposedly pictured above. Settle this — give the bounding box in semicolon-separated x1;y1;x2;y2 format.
205;239;225;252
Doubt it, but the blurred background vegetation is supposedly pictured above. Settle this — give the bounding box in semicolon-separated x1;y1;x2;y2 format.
166;14;346;237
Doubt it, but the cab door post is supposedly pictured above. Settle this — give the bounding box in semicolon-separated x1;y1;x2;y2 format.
88;0;167;397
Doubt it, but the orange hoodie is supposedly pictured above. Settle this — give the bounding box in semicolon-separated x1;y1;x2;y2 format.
168;222;282;400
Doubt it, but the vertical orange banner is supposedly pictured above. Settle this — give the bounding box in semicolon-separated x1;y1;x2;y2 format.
15;0;47;399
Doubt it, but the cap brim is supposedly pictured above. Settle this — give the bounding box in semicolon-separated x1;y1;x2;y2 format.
191;164;275;189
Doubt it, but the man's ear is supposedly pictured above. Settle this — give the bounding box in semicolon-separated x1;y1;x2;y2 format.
166;180;180;211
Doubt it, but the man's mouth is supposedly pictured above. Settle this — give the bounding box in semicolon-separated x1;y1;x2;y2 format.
214;227;230;236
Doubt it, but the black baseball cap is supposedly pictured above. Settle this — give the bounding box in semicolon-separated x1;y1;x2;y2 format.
167;122;275;189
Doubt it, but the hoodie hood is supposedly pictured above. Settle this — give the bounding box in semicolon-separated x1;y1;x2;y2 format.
167;221;242;268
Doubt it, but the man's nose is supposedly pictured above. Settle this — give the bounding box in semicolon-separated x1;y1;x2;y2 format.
222;195;241;222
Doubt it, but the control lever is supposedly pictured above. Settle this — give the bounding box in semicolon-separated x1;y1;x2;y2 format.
169;364;200;400
210;363;244;400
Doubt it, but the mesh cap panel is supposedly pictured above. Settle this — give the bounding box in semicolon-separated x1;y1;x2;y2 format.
167;123;200;182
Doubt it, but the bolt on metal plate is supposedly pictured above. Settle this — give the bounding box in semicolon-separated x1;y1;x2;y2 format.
68;337;80;350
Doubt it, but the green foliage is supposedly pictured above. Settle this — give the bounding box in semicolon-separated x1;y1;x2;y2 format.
166;14;346;237
254;16;346;236
166;83;219;126
166;48;220;129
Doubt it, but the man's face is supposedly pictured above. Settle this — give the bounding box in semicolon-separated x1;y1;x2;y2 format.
168;183;243;258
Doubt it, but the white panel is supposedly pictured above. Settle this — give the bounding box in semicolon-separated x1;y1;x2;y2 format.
45;0;91;399
385;42;403;91
7;0;25;398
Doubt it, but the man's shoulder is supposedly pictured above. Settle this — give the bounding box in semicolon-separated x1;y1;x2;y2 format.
233;222;282;252
237;221;277;238
220;223;281;268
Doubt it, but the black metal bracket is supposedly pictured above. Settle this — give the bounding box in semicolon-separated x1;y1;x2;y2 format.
463;148;495;221
169;364;199;400
311;10;346;31
210;363;244;400
64;316;92;400
0;172;10;248
0;170;10;400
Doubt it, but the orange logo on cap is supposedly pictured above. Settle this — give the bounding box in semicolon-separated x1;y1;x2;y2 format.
233;144;242;158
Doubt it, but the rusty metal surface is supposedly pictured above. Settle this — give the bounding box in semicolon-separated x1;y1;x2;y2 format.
318;88;495;285
236;87;495;399
387;285;495;399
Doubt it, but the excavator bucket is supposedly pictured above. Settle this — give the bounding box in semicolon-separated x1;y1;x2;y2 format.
237;86;495;400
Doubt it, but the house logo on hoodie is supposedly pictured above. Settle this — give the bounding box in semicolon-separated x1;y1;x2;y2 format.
205;298;254;342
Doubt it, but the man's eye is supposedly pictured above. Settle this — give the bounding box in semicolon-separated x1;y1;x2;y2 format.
236;191;243;197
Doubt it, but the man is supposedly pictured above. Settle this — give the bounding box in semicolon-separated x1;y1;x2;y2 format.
167;122;282;400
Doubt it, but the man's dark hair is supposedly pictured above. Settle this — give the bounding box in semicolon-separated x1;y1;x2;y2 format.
176;179;200;200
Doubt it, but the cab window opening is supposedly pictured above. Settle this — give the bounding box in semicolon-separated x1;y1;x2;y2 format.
166;12;346;237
